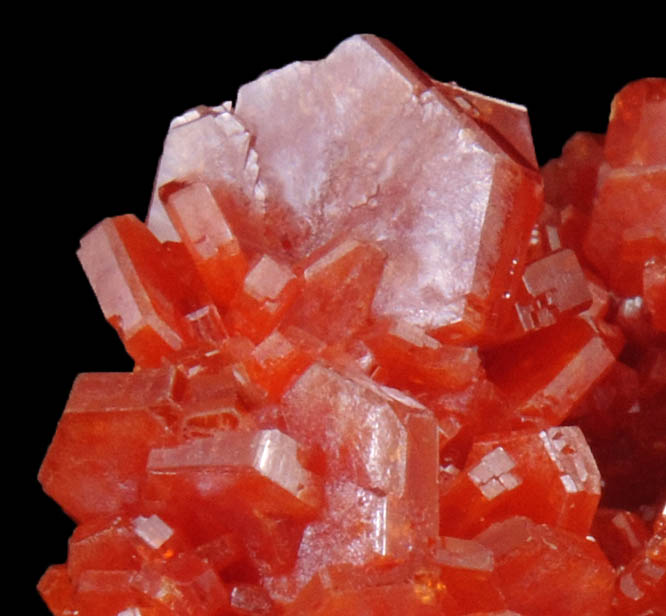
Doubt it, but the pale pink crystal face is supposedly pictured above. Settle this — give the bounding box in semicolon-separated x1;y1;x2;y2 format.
146;34;543;341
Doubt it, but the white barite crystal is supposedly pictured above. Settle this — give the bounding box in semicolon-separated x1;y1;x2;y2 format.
469;447;522;500
117;609;143;616
147;104;262;244
539;427;600;495
132;514;174;549
146;34;542;338
282;362;438;559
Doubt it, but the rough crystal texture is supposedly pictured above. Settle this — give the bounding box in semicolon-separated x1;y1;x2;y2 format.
39;36;666;616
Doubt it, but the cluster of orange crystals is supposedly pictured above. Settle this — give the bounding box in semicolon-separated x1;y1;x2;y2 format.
39;35;665;615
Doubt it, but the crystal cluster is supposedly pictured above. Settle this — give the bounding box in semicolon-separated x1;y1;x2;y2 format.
38;35;665;615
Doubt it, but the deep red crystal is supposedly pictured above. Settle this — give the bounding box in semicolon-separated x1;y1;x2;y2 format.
38;36;665;616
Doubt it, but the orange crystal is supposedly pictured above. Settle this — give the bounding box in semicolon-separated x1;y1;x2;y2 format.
38;36;665;616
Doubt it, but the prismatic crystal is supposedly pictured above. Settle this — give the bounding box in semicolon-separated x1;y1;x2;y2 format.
39;35;665;615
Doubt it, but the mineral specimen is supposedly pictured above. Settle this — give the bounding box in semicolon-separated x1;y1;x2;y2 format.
39;35;665;615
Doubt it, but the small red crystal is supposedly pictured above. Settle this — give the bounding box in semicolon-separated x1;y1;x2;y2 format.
39;36;666;616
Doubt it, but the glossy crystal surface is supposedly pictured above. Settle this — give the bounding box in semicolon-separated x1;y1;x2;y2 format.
39;37;665;615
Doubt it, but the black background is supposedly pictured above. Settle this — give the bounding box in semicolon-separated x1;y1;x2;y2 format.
24;14;663;613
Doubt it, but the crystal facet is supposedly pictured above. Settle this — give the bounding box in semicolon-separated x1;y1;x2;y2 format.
39;36;666;616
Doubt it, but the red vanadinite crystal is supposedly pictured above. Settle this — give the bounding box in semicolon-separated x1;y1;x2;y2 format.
39;35;665;615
